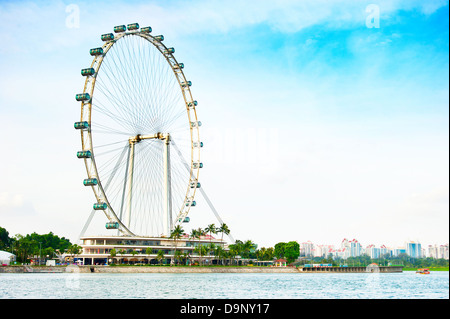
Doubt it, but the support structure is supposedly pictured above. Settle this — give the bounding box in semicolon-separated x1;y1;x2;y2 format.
124;140;136;229
163;135;172;237
123;133;172;237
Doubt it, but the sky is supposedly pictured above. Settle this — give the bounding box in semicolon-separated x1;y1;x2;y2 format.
0;0;448;250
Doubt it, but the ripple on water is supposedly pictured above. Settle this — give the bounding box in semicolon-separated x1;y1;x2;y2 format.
0;271;448;299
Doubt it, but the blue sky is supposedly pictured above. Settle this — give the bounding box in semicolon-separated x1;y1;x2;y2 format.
0;0;448;249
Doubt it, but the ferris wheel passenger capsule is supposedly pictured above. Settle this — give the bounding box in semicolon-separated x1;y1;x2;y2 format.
181;81;192;88
141;26;152;33
193;162;203;169
93;202;108;210
90;47;104;56
83;178;98;186
183;217;190;223
77;150;92;158
186;200;196;207
174;63;184;69
75;93;91;102
164;47;175;55
127;23;139;31
114;25;126;33
81;68;95;76
106;222;119;229
187;101;198;108
154;35;164;41
191;121;202;127
101;33;115;41
74;121;89;130
190;182;201;189
193;141;203;148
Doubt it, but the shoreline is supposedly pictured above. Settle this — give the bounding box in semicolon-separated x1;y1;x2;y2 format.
0;265;409;274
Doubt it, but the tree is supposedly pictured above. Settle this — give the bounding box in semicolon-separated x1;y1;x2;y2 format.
218;223;230;243
274;242;286;259
284;241;300;263
192;227;205;264
242;240;257;259
228;244;239;265
145;247;153;264
109;248;117;264
274;241;300;263
174;250;183;265
157;250;165;265
215;245;225;265
194;245;208;266
118;249;126;264
170;225;184;265
205;224;217;248
0;227;11;250
67;244;82;263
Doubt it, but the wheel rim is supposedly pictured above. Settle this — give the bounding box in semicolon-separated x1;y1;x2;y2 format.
77;25;201;237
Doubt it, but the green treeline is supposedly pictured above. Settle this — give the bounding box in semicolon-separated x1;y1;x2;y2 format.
0;226;75;263
1;225;448;269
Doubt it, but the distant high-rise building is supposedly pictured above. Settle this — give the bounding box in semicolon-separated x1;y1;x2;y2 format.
349;239;362;257
428;244;439;258
406;241;422;258
392;248;406;257
340;238;362;258
366;244;380;259
300;241;314;257
440;244;449;260
380;245;390;257
429;244;449;259
313;245;335;258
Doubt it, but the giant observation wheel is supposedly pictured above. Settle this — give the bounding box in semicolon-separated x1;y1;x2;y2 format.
74;23;202;237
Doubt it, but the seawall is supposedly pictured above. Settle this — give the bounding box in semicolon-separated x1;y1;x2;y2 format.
298;266;403;273
73;266;300;273
1;265;403;274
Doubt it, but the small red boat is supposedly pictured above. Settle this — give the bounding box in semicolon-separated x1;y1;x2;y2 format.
416;268;430;274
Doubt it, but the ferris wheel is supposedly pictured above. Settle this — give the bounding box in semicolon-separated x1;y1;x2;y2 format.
74;23;202;237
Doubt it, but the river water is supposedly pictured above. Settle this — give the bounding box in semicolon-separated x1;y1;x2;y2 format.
0;271;448;299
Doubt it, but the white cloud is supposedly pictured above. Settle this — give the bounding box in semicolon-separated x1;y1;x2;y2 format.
0;0;447;247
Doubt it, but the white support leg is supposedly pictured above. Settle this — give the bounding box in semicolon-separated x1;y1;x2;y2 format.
125;141;135;229
163;135;172;237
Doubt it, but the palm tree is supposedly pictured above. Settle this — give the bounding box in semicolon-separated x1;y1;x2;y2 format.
208;243;216;264
156;250;165;265
170;225;185;265
67;244;82;264
218;223;230;243
242;240;256;259
228;244;239;265
194;227;205;265
109;248;117;265
118;249;126;264
145;247;153;264
190;229;199;245
194;245;208;266
205;224;217;253
215;245;225;265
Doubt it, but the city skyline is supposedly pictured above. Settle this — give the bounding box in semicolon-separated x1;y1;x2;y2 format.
0;0;448;249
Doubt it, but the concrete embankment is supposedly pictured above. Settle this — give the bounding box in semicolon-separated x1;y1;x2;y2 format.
0;266;65;273
298;266;403;273
1;265;403;274
72;266;300;273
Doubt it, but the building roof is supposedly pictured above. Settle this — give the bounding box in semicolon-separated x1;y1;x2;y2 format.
0;250;15;259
